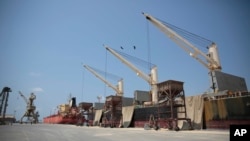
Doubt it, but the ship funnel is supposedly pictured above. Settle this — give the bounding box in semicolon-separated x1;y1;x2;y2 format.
70;97;76;108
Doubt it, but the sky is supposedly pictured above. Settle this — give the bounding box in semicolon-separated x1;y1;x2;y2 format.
0;0;249;121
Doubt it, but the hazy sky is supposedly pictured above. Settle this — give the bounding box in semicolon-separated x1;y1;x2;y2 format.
1;0;249;121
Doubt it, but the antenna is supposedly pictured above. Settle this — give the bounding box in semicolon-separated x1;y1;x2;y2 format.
68;93;72;103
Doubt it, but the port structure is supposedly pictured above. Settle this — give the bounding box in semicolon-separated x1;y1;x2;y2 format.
0;87;12;124
19;91;38;124
102;95;122;128
78;102;93;126
157;80;193;130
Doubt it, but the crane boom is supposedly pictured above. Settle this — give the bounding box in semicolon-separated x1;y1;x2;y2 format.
104;45;159;104
18;91;28;104
84;65;123;96
143;13;222;71
105;45;151;83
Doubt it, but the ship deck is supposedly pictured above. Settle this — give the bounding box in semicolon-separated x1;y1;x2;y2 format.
0;123;229;141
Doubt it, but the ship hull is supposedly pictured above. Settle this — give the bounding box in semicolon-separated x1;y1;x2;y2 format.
203;95;250;129
43;94;250;130
43;115;79;124
129;95;250;129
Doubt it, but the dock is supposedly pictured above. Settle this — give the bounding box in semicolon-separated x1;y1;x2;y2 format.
0;123;229;141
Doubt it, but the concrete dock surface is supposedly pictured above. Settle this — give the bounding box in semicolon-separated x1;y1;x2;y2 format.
0;124;229;141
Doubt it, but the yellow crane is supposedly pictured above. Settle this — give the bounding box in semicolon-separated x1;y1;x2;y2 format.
19;91;38;124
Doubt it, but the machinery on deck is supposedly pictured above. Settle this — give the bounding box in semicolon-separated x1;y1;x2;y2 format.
77;102;93;126
157;80;192;130
84;65;124;96
104;45;193;130
0;87;12;124
84;65;124;127
104;45;159;104
102;95;122;128
103;46;192;130
143;12;221;92
143;12;247;93
143;12;249;129
143;13;221;70
19;91;39;124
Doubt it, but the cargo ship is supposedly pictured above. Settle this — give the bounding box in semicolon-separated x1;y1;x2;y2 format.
91;80;250;130
43;97;88;125
43;78;250;130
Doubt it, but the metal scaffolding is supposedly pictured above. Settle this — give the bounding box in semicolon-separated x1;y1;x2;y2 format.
157;80;193;130
0;87;12;124
78;102;93;126
102;95;122;128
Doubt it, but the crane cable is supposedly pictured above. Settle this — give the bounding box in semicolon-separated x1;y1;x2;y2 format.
157;18;214;50
113;48;156;71
104;49;108;98
87;65;122;82
146;20;152;93
81;62;85;102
